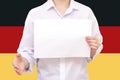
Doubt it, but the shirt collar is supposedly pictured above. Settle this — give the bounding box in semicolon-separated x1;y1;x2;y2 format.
45;0;80;11
45;0;55;10
70;0;81;10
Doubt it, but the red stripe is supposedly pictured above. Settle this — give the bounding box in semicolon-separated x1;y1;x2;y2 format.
0;26;120;53
100;26;120;53
0;26;23;53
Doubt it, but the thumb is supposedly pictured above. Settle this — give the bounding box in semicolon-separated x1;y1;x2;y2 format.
16;54;23;62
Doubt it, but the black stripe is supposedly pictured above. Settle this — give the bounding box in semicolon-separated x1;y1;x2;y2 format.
0;0;120;26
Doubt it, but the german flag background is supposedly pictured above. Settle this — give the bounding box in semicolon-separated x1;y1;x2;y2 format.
0;0;120;80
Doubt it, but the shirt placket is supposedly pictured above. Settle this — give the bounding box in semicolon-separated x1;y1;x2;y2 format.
54;6;73;80
60;58;66;80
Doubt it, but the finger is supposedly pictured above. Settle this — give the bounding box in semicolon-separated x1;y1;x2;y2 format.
86;39;97;43
14;65;21;75
13;64;20;69
13;59;20;69
88;43;99;49
13;54;22;71
86;37;100;45
90;46;98;50
15;67;24;75
86;36;97;41
16;69;22;75
86;36;94;40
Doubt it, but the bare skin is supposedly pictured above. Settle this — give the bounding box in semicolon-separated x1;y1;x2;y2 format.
53;0;70;15
13;54;29;75
86;36;101;58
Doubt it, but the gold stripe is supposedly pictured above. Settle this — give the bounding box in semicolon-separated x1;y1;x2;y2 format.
0;53;120;80
88;54;120;80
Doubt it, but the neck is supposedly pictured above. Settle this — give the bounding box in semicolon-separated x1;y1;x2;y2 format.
53;0;70;7
53;0;70;15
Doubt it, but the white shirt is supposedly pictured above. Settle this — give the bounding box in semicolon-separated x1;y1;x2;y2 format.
17;0;103;80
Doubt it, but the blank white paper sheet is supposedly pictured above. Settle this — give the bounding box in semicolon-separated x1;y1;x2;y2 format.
34;19;92;58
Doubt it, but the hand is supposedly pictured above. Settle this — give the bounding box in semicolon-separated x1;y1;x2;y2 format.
13;54;29;75
86;36;101;58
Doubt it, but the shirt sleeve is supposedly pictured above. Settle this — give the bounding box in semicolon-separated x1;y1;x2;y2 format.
86;8;103;62
17;9;35;72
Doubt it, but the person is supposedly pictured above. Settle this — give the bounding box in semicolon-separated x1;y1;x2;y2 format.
13;0;103;80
